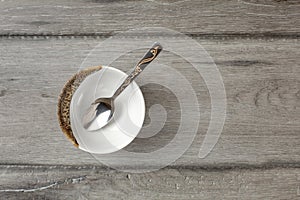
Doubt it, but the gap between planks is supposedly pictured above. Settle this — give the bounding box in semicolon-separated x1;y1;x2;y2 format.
0;33;299;40
1;161;300;172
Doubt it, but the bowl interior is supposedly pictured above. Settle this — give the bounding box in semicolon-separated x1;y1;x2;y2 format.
70;66;145;154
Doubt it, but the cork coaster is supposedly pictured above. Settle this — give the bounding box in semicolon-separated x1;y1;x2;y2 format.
57;66;102;147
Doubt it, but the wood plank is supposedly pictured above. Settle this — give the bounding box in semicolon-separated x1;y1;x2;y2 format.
0;165;299;199
0;37;299;167
0;0;299;36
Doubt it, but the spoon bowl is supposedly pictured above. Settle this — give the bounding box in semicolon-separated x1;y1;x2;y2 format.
82;97;114;131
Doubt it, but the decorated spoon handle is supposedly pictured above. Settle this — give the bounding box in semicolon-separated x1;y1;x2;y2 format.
112;42;163;99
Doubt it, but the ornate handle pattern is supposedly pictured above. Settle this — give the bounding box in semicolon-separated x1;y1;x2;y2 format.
112;42;163;99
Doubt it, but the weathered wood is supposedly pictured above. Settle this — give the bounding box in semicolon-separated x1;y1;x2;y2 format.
0;0;299;36
0;165;299;199
0;37;299;167
0;0;299;199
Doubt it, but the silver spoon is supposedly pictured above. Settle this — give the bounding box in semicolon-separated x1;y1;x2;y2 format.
82;42;163;131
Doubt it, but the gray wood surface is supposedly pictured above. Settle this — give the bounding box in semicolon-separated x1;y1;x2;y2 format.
1;165;300;200
0;0;299;199
1;37;299;166
0;0;299;36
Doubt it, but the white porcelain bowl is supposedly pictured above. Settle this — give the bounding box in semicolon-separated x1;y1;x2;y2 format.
70;66;145;154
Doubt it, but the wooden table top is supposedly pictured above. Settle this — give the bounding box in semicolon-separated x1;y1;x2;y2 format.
0;0;299;199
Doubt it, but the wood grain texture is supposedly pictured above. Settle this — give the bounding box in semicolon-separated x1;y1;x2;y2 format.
0;37;299;167
0;0;299;36
0;165;300;199
0;0;299;199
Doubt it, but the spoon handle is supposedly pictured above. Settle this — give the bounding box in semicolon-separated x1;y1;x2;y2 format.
112;42;163;99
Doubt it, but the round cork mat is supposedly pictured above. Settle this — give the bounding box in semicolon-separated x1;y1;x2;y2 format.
57;66;102;147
